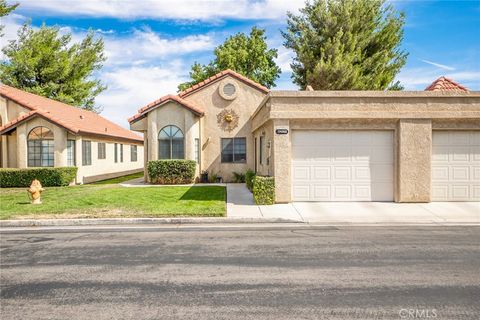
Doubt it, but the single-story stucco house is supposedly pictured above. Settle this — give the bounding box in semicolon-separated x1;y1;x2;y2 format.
129;70;479;203
0;85;144;184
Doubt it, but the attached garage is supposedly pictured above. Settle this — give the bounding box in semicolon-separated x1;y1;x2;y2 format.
432;131;480;201
291;131;394;201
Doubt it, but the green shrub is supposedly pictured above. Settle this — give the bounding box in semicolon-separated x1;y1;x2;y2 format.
147;160;196;184
0;167;78;188
253;176;275;205
245;169;255;191
209;172;219;183
232;171;246;183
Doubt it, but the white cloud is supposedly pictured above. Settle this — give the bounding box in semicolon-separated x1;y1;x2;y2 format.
17;0;303;21
420;59;455;71
103;27;214;66
96;62;189;128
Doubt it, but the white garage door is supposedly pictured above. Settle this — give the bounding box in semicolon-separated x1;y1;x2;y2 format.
292;131;394;201
432;131;480;201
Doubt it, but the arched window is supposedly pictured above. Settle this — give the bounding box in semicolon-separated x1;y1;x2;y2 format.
158;125;184;159
28;126;54;167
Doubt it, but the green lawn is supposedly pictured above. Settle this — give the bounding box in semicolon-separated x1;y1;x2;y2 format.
0;185;226;220
90;171;144;184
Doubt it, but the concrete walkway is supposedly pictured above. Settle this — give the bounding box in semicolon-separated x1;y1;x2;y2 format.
227;183;480;225
120;177;225;188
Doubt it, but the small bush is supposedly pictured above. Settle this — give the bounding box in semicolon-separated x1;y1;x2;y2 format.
245;169;255;191
253;176;275;205
232;171;246;183
0;167;78;188
147;160;196;184
209;172;219;183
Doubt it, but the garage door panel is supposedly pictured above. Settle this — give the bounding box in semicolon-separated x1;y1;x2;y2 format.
312;167;330;180
333;167;351;180
292;185;310;201
312;185;330;200
450;147;470;161
432;131;480;201
432;185;448;200
292;166;310;180
451;166;470;180
432;166;449;180
432;147;449;161
371;147;394;163
370;164;394;182
292;130;394;202
371;183;394;201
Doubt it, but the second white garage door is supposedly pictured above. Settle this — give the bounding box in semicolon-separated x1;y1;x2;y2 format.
432;131;480;201
292;131;394;201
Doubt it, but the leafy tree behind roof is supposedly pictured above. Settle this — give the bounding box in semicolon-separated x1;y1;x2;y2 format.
178;27;281;91
1;23;107;112
282;0;408;90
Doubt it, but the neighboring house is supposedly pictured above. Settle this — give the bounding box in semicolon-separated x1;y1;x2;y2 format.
0;85;144;184
130;71;480;203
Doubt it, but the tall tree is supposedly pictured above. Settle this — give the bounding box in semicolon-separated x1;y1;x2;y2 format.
179;27;281;91
282;0;407;90
0;0;19;36
1;24;107;111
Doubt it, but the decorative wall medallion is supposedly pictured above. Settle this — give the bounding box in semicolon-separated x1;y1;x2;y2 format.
217;109;239;132
218;79;238;100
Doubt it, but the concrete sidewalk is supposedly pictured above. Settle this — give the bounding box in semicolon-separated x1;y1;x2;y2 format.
226;183;480;225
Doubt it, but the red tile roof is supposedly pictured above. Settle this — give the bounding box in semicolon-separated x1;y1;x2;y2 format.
0;85;143;143
425;76;468;92
177;69;269;98
128;94;205;124
129;69;269;124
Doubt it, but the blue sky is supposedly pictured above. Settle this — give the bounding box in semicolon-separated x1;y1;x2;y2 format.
1;0;479;128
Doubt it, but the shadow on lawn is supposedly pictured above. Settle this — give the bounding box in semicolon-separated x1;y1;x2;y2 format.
179;186;225;201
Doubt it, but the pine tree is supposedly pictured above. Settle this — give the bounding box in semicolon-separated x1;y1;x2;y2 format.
1;24;107;111
282;0;407;90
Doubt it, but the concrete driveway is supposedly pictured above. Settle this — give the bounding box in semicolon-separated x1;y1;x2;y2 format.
227;184;480;225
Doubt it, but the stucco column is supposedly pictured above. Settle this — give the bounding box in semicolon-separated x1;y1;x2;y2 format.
53;127;67;167
1;135;7;167
16;123;27;168
272;119;291;203
75;136;82;183
184;113;197;161
396;119;432;202
147;111;158;161
143;132;148;182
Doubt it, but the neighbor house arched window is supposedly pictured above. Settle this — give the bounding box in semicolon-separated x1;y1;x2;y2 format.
28;126;54;167
158;125;184;159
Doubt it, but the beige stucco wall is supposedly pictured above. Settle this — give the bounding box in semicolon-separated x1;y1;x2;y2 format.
74;135;144;183
396;119;432;202
252;91;480;203
184;77;266;181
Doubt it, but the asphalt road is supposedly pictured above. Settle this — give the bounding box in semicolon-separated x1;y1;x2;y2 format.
1;225;479;320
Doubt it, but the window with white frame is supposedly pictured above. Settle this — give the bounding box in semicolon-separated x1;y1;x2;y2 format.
131;145;137;162
67;140;76;166
158;125;184;159
82;140;92;166
98;142;106;159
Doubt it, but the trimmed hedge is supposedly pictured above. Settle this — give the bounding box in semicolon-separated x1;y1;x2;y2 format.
253;176;275;205
0;167;78;188
147;160;196;184
245;169;255;191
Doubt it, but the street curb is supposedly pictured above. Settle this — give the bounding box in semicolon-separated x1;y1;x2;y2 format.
0;217;304;228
